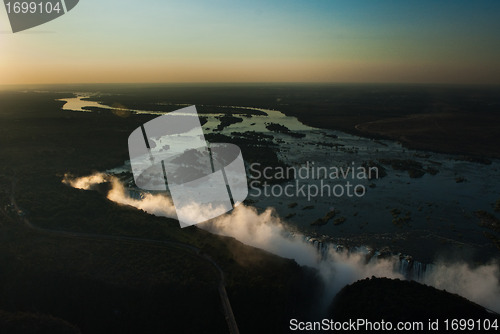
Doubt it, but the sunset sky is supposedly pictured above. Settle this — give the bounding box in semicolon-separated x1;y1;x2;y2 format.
1;0;500;85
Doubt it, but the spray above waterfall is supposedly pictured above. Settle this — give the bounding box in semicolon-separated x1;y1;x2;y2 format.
63;173;500;313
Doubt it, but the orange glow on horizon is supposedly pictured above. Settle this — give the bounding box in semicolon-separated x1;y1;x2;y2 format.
2;58;500;85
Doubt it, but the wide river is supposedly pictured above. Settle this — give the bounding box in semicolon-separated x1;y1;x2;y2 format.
59;94;500;264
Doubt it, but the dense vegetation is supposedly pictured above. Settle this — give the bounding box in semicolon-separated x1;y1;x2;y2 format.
0;91;321;333
1;86;498;333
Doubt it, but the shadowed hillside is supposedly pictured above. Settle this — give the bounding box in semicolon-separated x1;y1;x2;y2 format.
329;277;499;333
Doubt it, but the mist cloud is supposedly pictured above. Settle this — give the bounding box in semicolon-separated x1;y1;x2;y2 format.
63;173;500;313
422;261;500;312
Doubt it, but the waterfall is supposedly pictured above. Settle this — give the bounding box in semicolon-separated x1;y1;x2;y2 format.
304;236;432;281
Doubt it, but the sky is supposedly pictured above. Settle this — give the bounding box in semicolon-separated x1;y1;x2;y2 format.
1;0;500;85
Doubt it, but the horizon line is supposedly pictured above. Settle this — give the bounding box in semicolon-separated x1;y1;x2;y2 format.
2;82;500;87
